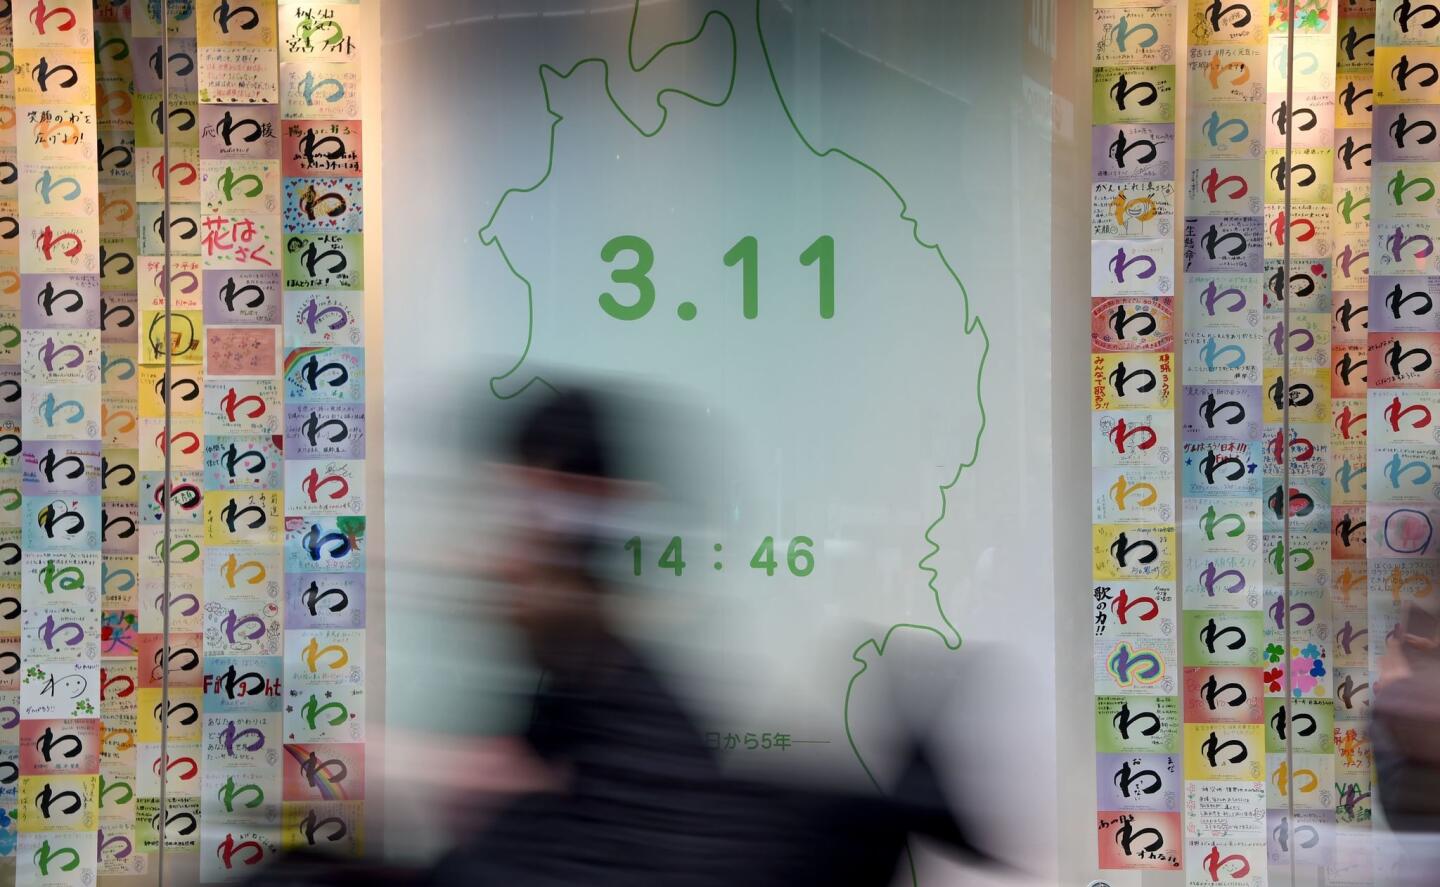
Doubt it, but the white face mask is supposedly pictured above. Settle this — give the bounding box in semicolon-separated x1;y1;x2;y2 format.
487;478;616;573
527;488;612;538
486;468;662;578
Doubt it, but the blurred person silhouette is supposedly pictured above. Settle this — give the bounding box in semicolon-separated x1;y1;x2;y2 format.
252;382;999;887
440;385;735;886
423;383;991;887
1373;601;1440;885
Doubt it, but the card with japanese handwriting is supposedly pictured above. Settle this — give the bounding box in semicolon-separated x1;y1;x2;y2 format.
202;104;283;161
205;269;283;326
208;327;279;377
283;682;363;743
283;516;364;574
284;572;363;631
280;5;360;63
284;459;362;516
200;47;280;105
1096;635;1179;696
1096;811;1182;869
281;62;359;120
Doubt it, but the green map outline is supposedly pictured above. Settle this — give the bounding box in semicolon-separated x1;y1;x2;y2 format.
477;3;993;876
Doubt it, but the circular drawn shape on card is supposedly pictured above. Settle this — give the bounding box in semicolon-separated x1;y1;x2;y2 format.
677;301;697;321
1384;508;1434;555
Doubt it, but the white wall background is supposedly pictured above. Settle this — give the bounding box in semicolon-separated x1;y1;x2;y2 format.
379;1;1081;882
